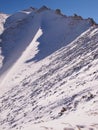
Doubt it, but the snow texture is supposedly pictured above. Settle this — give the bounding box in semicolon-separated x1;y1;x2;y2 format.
0;7;98;130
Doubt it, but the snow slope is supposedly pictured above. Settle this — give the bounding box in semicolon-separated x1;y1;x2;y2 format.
0;7;98;130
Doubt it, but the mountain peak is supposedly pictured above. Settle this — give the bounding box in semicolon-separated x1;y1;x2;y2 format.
37;5;50;12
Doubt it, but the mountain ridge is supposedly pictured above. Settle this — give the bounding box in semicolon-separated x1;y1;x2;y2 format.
0;7;96;72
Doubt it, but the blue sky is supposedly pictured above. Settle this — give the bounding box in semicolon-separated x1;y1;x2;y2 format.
0;0;98;23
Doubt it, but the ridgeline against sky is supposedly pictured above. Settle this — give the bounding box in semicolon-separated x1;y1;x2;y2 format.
0;0;98;23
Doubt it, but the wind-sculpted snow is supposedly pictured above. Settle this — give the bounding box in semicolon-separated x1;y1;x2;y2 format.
0;12;41;75
0;9;93;74
26;11;93;62
0;7;98;130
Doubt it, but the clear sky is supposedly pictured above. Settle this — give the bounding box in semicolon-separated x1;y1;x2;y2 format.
0;0;98;23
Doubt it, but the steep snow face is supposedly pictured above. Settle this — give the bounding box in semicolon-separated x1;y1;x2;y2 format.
0;9;93;74
0;28;43;93
0;7;98;130
0;11;41;74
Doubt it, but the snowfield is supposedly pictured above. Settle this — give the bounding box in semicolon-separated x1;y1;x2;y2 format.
0;6;98;130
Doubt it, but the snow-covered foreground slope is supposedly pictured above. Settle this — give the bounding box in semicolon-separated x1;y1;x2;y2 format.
0;7;98;130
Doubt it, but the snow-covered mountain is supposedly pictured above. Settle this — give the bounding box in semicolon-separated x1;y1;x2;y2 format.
0;6;98;130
